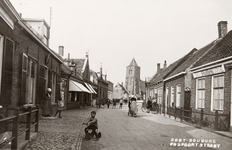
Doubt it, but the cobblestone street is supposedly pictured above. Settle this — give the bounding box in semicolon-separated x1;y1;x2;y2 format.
23;107;96;150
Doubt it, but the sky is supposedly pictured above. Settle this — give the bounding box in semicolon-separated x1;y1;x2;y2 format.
10;0;232;85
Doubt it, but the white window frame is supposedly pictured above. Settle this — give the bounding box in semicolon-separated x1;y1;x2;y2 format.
165;87;169;107
176;84;181;107
27;59;37;104
0;35;3;95
196;78;205;109
211;74;224;111
170;86;175;107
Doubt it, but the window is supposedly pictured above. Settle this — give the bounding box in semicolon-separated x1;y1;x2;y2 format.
170;86;174;107
176;85;181;107
1;38;14;105
196;78;205;109
21;54;37;104
212;75;224;111
149;88;153;99
157;88;162;104
165;87;169;107
154;88;157;100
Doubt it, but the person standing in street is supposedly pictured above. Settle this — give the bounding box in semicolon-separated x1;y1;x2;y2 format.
119;99;123;109
130;96;138;117
54;96;64;118
107;99;111;108
43;88;53;117
112;99;116;109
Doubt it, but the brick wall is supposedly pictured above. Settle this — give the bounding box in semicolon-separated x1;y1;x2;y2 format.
165;76;185;107
0;20;61;109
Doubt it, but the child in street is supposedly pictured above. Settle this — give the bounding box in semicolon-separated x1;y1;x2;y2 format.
54;97;64;118
83;111;101;140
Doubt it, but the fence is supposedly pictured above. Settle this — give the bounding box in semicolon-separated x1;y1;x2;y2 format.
0;105;40;150
161;105;230;131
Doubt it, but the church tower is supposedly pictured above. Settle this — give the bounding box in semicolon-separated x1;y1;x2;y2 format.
125;58;140;96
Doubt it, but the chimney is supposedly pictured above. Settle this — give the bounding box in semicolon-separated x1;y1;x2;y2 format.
59;46;64;56
157;63;160;73
163;60;167;69
218;21;227;38
68;53;70;63
86;52;88;58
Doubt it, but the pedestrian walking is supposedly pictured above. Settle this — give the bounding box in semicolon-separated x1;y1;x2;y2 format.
119;99;123;109
107;99;111;108
112;99;116;109
54;96;64;118
147;98;152;113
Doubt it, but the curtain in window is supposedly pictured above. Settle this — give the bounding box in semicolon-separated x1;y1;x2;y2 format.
213;75;224;110
170;87;174;107
176;85;181;107
197;78;205;108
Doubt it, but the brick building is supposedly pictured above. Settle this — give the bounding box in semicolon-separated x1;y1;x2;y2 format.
0;0;62;117
191;21;232;132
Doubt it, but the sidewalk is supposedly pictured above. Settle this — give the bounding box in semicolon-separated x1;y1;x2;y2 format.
22;106;96;150
122;103;232;139
159;113;232;139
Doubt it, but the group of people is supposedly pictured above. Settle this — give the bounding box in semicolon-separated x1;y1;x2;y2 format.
43;88;64;118
95;98;124;109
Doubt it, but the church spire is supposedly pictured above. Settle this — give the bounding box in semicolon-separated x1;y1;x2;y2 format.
129;58;138;66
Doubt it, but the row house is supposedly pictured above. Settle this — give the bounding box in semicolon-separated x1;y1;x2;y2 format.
63;52;97;109
97;66;108;101
0;0;63;117
191;21;232;132
147;21;231;131
146;61;166;104
164;43;217;116
108;81;114;101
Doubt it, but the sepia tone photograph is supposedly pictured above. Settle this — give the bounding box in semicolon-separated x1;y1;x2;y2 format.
0;0;232;149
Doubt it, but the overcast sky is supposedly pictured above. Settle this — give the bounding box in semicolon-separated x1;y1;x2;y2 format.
10;0;232;85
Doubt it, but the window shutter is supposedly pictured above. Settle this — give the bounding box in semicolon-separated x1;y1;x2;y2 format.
38;65;45;104
56;75;61;102
20;53;28;105
1;38;14;105
48;70;52;88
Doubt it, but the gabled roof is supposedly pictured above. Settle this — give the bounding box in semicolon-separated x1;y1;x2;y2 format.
193;30;232;68
149;57;183;85
128;58;139;67
64;58;85;74
165;40;218;79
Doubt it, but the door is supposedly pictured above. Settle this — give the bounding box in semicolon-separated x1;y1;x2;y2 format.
184;91;191;119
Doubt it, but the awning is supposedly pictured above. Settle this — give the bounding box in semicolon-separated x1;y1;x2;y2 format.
69;80;91;93
84;83;97;94
88;84;97;94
